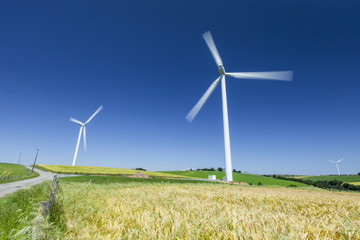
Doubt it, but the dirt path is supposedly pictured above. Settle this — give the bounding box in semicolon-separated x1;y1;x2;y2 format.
0;168;55;198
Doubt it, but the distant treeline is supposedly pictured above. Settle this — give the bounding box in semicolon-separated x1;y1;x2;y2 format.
134;168;147;171
190;168;241;173
266;175;360;192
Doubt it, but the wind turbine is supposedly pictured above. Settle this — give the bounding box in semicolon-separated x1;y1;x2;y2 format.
327;159;343;176
186;31;293;181
70;105;103;166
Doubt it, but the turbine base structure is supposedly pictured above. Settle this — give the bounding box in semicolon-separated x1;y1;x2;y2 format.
221;75;233;182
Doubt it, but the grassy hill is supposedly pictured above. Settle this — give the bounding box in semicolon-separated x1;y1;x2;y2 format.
0;163;30;176
0;163;39;184
36;165;194;179
300;175;360;183
161;171;308;187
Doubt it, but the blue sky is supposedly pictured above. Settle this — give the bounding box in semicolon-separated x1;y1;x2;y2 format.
0;1;359;175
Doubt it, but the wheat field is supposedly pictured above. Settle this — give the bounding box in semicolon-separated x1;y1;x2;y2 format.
57;182;360;239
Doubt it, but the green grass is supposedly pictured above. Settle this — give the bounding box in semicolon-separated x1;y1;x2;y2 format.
161;171;308;187
37;164;193;179
0;182;64;239
0;163;39;184
60;175;223;185
301;175;360;183
0;163;30;175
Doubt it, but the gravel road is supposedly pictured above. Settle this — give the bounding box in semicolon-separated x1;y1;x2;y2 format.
0;168;55;198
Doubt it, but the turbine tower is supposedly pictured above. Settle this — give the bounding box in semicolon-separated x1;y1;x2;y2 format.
186;31;293;181
70;105;103;166
327;159;343;176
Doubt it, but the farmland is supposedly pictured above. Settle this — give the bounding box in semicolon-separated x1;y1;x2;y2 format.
36;164;193;179
1;175;360;239
0;182;63;239
162;171;308;187
56;177;360;239
0;163;39;184
37;165;309;187
300;175;360;183
0;163;29;175
59;175;222;185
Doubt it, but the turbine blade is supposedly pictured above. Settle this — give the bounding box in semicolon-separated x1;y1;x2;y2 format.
70;118;84;126
202;31;223;67
85;105;103;124
186;76;221;122
327;160;336;163
83;126;87;152
337;158;343;163
226;71;293;81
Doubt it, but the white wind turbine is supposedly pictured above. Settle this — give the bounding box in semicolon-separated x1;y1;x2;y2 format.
327;159;343;176
186;31;293;181
70;105;103;166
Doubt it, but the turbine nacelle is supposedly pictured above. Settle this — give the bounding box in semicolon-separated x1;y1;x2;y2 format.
218;64;226;75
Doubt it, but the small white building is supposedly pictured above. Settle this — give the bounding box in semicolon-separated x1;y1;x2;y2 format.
208;175;216;181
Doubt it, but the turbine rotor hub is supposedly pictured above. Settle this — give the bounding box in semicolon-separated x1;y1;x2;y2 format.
218;64;226;75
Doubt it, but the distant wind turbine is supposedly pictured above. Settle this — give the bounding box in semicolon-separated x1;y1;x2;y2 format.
70;106;103;166
186;31;293;181
327;159;343;176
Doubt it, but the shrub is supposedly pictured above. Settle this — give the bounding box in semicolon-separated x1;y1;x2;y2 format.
135;168;147;171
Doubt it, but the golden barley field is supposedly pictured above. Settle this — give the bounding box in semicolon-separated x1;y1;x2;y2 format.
57;181;360;240
37;164;191;178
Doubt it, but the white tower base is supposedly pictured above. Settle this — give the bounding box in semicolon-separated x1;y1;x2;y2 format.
72;126;83;166
221;75;233;181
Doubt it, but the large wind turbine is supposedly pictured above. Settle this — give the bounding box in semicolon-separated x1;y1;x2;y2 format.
327;159;343;176
70;105;103;166
186;31;293;181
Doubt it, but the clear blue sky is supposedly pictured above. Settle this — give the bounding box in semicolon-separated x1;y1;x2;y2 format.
0;1;359;175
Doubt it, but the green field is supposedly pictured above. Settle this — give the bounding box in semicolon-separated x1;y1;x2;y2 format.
0;163;39;184
161;171;308;187
301;175;360;183
0;163;30;175
59;175;225;186
37;165;194;179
